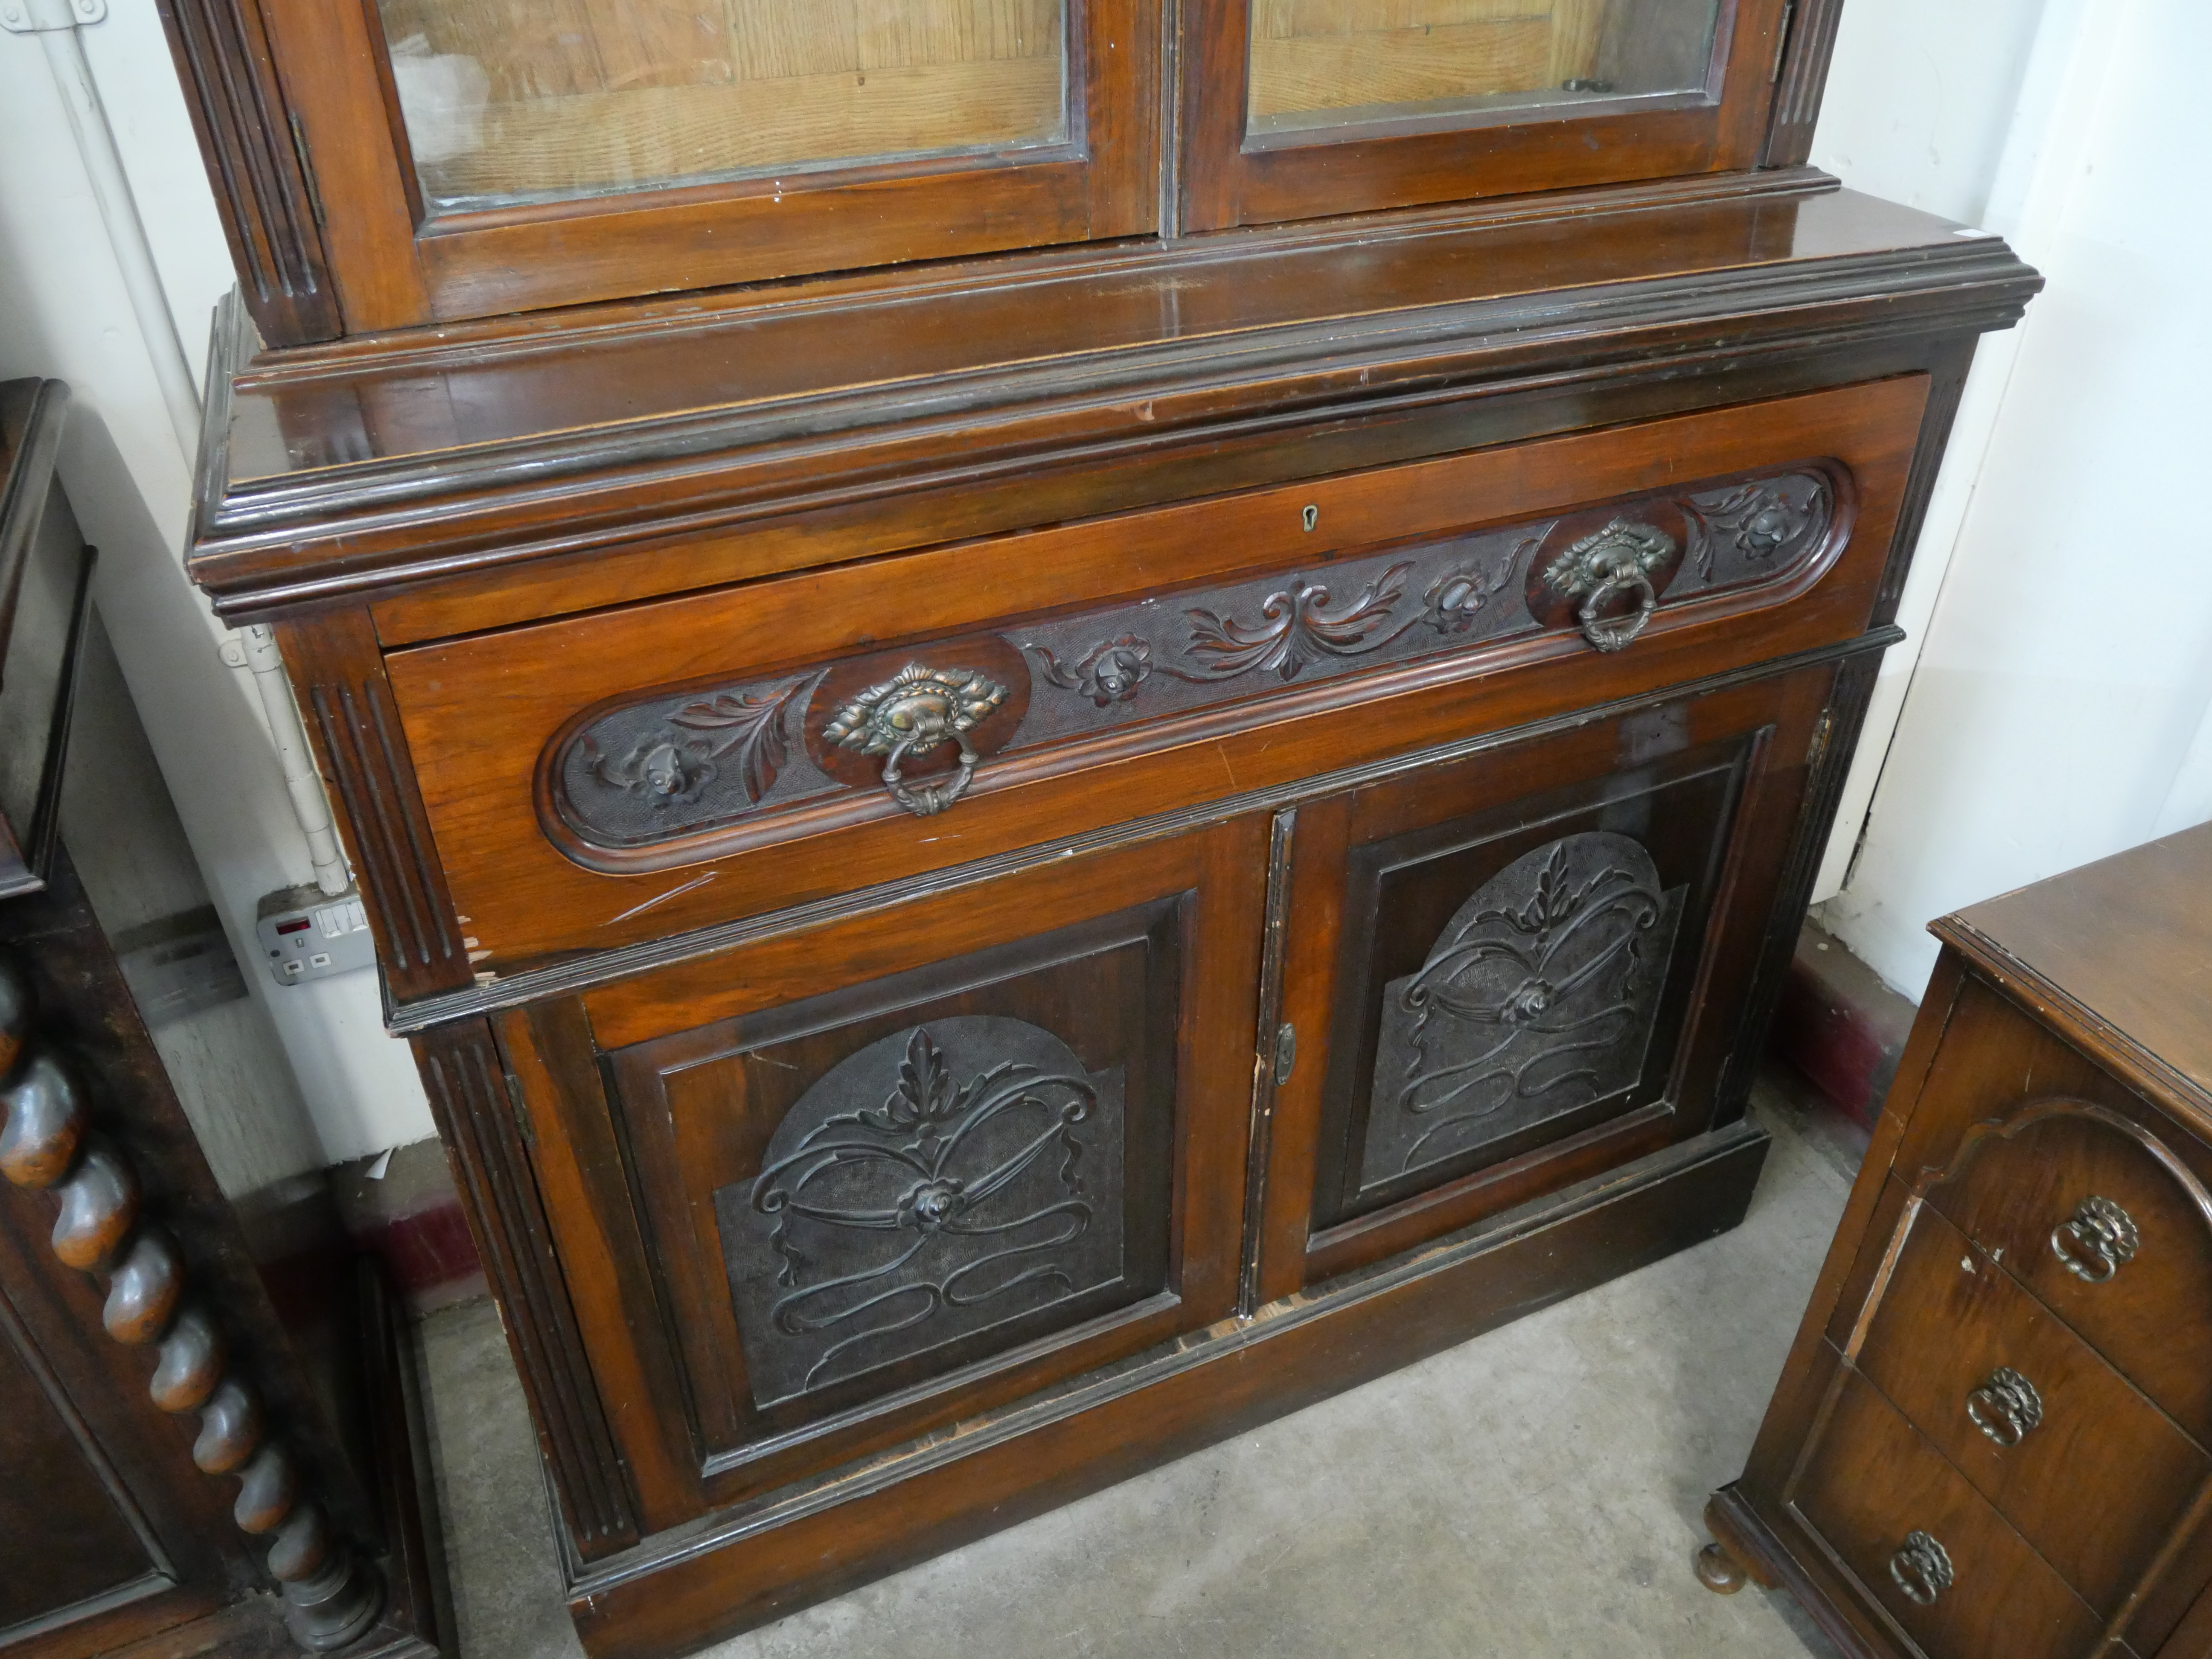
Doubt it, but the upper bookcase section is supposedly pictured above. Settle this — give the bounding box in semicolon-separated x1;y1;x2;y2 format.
159;0;1842;343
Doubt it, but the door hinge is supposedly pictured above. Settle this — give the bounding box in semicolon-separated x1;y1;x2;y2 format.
288;112;327;228
1272;1022;1297;1087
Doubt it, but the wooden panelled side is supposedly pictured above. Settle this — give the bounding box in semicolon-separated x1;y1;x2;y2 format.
411;1018;640;1557
0;1220;195;1658
0;882;383;1658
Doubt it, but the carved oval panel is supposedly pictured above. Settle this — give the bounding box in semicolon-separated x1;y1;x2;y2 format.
545;466;1839;856
1359;830;1683;1189
715;1016;1125;1409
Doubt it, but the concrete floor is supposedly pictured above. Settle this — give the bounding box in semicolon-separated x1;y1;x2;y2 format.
416;1080;1860;1659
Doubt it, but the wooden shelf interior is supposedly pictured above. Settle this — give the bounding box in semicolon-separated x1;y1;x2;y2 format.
1247;0;1720;134
374;0;1068;208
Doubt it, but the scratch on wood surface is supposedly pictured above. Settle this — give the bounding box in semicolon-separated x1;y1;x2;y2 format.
607;870;718;926
1212;740;1242;791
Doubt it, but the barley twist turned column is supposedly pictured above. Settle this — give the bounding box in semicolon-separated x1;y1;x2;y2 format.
0;955;382;1652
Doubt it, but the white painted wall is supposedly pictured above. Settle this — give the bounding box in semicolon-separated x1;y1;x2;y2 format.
0;5;433;1168
1802;0;2052;911
1812;0;2212;999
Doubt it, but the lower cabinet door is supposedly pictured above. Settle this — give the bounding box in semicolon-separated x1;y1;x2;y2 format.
1256;660;1837;1296
498;816;1270;1525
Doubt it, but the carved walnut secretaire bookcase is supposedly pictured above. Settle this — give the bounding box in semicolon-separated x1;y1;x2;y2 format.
149;0;2041;1649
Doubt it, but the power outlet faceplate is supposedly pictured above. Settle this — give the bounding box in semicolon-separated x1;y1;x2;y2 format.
255;885;375;985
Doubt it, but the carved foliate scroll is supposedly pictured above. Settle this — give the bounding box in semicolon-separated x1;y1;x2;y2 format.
1360;832;1682;1187
548;467;1837;852
716;1017;1125;1407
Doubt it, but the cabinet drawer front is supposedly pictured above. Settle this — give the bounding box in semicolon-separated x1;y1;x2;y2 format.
1855;1196;2208;1615
1921;1098;2212;1449
383;376;1927;976
1789;1366;2101;1659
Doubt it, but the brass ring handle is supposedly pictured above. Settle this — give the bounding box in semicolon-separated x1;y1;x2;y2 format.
1888;1530;1954;1607
882;727;978;818
822;664;1010;821
1965;1365;2043;1447
2050;1194;2139;1284
1539;519;1676;655
1577;565;1658;653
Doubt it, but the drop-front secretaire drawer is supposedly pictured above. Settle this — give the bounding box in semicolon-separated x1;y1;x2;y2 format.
383;376;1929;975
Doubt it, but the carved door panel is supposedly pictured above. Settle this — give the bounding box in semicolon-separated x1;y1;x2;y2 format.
1254;659;1837;1298
500;817;1269;1525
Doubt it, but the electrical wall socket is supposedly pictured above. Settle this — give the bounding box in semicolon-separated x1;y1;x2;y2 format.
255;884;375;985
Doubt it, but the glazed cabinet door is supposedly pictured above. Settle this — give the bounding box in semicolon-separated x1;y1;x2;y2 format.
1183;0;1792;230
1253;657;1836;1297
497;816;1268;1528
258;0;1159;329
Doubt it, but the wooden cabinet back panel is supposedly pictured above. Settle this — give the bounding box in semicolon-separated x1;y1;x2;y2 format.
384;377;1924;978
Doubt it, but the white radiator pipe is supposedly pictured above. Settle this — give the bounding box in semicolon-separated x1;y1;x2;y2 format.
240;625;352;896
6;0;201;460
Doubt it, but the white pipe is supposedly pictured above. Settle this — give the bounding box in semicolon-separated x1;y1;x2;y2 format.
242;625;352;896
15;0;201;460
9;0;352;896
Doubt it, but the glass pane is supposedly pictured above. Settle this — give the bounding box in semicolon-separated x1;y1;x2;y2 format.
377;0;1069;214
1247;0;1723;139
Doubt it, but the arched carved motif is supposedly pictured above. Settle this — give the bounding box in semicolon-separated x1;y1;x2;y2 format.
1359;831;1682;1186
716;1016;1126;1407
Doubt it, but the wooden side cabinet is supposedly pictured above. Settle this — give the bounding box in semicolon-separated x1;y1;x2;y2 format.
1700;823;2212;1659
0;381;449;1659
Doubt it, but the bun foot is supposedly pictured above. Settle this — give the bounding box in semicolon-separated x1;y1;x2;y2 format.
1695;1538;1750;1594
